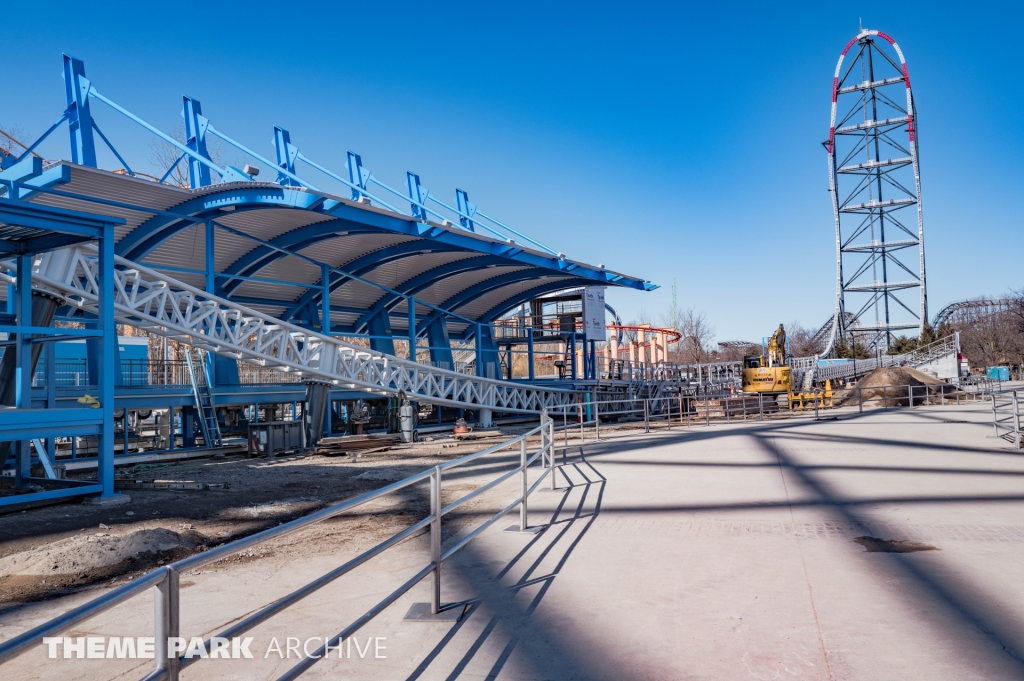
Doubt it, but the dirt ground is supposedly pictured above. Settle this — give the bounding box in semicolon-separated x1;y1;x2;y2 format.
833;366;958;407
0;428;543;606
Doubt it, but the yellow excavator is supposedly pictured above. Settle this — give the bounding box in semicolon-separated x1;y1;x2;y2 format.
741;324;833;409
741;324;791;394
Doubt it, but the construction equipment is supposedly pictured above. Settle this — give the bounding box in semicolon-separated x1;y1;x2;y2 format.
741;324;792;394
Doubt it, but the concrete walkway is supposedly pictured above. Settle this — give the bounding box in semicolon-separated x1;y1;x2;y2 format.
5;402;1024;679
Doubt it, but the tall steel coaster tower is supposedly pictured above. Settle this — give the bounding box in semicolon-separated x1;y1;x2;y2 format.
824;29;927;355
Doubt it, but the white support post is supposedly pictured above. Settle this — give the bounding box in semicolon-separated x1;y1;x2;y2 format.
430;466;442;614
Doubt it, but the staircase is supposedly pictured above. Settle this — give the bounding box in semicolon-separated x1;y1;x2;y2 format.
17;246;581;415
184;347;222;447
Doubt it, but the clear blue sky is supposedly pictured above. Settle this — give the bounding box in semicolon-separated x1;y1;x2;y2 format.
3;1;1021;341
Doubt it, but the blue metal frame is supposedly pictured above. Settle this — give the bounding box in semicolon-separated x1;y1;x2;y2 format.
21;55;657;269
1;53;660;455
0;199;122;506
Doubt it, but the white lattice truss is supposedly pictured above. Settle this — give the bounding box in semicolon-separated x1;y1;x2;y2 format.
14;246;580;414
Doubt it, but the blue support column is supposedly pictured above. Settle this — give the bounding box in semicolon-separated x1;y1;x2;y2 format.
569;333;577;381
407;172;428;219
423;315;454;370
183;96;213;189
366;310;395;355
14;255;32;485
274;127;300;187
321;265;331;332
206;221;239;386
347;152;369;201
527;331;535;381
407;298;416;362
473;324;500;379
205;219;216;292
167;406;175;450
455;189;476;232
97;222;117;497
62;55;98;167
475;324;483;376
182;407;196;448
205;219;216;384
46;341;56;466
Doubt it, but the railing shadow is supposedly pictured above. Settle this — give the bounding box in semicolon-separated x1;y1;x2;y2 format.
406;453;606;680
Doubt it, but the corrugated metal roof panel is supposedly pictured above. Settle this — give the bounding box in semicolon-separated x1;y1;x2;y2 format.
212;229;260;273
12;165;646;330
359;251;478;290
249;255;323;291
141;223;204;271
457;276;578;319
329;278;387;309
414;266;532;307
298;234;418;268
231;278;303;306
31;166;184;242
216;208;333;243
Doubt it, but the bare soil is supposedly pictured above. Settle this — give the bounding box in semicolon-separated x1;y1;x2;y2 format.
833;366;956;407
0;430;535;606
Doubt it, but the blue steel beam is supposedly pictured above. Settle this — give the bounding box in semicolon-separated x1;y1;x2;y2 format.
347;152;369;201
273;127;300;187
0;198;121;239
407;172;428;220
182;97;213;188
39;55;585;264
455;189;475;232
217;222;383;297
116;187;328;260
62;55;97;167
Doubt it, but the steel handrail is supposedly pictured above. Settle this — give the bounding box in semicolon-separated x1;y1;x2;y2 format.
0;415;557;680
991;390;1022;448
541;381;994;443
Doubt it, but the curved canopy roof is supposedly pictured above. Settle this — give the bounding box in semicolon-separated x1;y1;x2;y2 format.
19;164;654;338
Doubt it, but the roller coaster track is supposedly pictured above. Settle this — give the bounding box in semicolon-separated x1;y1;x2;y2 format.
12;246;581;414
810;334;959;384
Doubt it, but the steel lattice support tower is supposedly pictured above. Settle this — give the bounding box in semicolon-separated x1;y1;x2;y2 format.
823;29;927;355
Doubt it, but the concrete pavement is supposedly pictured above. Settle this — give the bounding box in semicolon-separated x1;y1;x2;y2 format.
4;401;1024;679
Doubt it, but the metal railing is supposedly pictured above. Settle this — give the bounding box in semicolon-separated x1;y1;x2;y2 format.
992;390;1022;449
811;334;960;384
32;359;305;389
544;382;997;445
0;414;557;680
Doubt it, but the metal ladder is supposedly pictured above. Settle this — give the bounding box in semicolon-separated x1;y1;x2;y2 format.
184;348;222;448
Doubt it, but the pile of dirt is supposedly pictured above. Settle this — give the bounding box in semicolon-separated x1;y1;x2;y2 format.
0;528;205;603
834;366;953;407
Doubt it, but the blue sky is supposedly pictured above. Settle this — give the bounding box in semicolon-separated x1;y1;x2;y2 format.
3;1;1021;341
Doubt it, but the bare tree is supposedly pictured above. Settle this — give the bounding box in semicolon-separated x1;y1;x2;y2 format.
0;125;34;164
787;321;820;357
678;308;715;363
149;124;223;188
